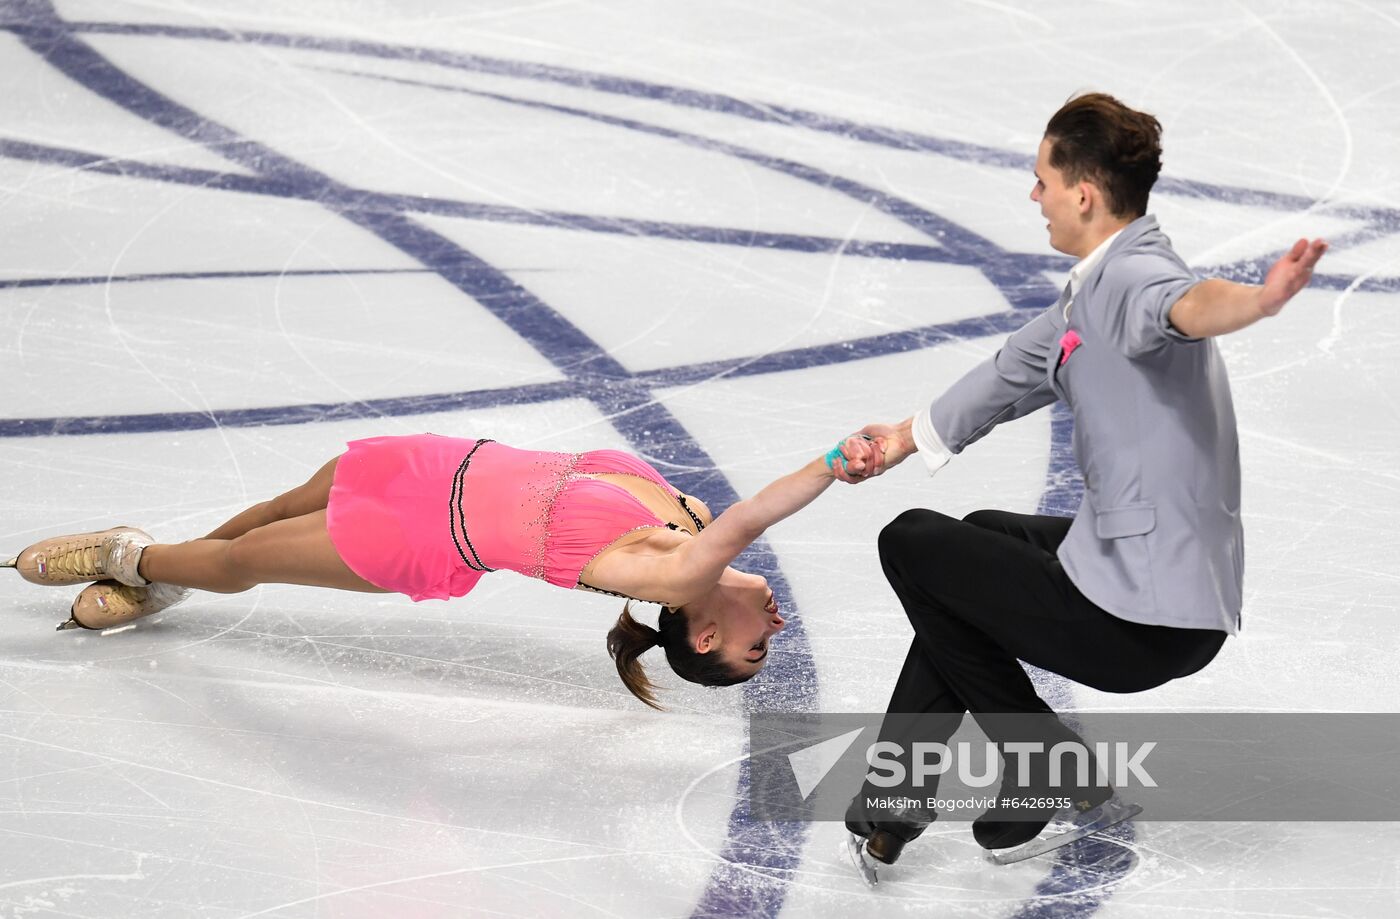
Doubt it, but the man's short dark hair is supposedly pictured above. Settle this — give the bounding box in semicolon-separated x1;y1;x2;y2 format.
1045;93;1162;219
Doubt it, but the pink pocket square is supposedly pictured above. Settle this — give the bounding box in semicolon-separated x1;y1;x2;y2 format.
1059;329;1082;366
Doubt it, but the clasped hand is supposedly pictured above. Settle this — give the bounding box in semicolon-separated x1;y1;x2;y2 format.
825;432;886;483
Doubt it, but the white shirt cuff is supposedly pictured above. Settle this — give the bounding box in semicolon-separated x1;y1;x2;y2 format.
911;408;952;476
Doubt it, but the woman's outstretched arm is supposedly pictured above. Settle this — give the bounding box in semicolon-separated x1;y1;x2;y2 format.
660;435;877;601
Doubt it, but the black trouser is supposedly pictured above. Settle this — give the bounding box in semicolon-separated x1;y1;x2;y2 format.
872;507;1227;796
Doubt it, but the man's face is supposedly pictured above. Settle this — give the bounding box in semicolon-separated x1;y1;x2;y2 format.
1030;137;1085;257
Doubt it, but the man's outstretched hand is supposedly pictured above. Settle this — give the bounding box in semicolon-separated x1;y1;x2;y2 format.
1259;238;1329;318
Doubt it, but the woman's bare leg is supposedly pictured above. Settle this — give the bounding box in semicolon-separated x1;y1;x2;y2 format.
202;457;340;541
139;510;388;594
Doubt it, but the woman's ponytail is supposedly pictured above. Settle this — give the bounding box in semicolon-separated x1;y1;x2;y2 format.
607;602;752;709
607;602;665;709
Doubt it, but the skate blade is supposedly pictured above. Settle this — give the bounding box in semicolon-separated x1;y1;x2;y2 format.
988;799;1142;865
840;832;880;887
56;617;83;631
1;556;16;569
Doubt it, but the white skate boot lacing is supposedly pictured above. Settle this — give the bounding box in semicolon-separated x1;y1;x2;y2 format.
42;539;107;580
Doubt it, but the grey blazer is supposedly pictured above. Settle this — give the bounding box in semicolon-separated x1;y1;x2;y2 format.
928;215;1241;633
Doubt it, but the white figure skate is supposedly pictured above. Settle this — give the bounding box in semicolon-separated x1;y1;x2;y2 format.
3;527;152;586
58;580;191;631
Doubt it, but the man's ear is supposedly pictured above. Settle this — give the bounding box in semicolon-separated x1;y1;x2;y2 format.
1077;181;1096;215
695;624;718;654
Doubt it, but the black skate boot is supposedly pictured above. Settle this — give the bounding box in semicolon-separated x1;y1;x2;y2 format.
972;714;1113;851
842;793;934;886
972;775;1113;850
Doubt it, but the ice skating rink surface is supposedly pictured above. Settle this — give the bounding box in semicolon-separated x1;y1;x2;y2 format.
2;1;1399;916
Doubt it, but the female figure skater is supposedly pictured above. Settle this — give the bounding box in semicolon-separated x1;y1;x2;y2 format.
4;432;878;707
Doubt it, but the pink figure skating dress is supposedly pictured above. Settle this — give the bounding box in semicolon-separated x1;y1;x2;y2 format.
325;434;702;602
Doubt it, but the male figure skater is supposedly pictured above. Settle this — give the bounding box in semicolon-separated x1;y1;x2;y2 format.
836;92;1328;882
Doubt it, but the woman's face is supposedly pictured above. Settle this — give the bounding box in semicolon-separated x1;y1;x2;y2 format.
691;569;786;678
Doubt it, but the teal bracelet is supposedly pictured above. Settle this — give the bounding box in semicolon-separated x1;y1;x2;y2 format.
824;434;875;473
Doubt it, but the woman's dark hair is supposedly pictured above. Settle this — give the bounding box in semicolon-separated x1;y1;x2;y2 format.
606;602;749;710
1044;92;1162;219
